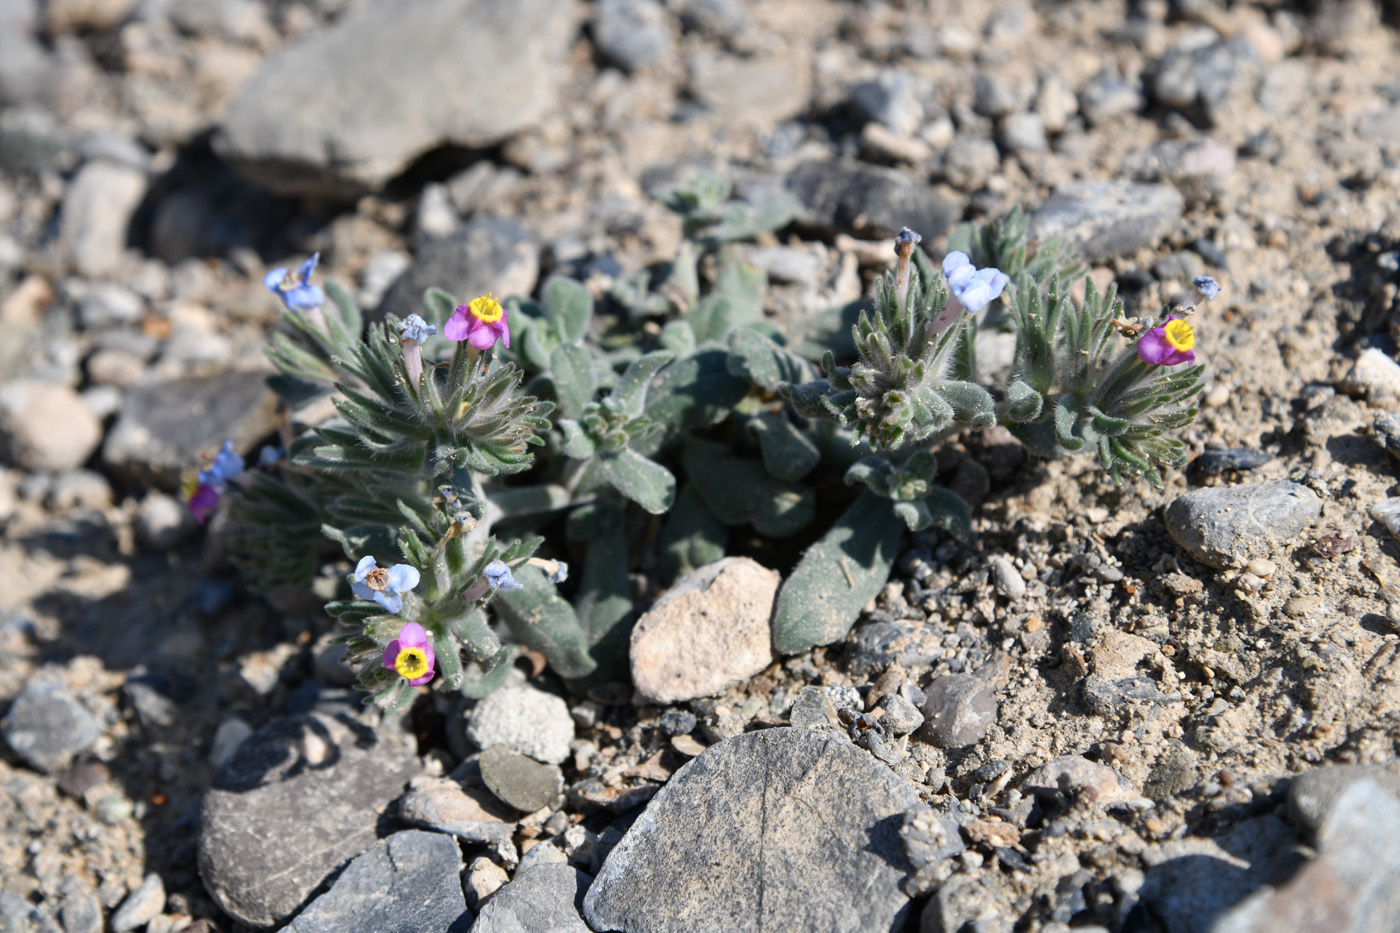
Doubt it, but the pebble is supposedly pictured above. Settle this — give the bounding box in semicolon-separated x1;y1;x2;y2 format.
1192;448;1272;475
1021;756;1135;807
1036;75;1079;133
1078;69;1145;125
286;831;471;933
989;555;1026;601
1;678;100;773
1340;347;1400;400
102;371;277;486
999;111;1048;153
214;0;577;196
1165;480;1322;569
630;557;779;703
939;136;1002;191
846;619;944;677
475;863;592;933
1374;412;1400;463
464;856;510;912
1151;36;1259;126
0;379;103;473
1216;781;1400;933
687;48;812;128
466;685;574;765
1370;498;1400;544
78;283;144;328
677;0;745;39
1140;815;1301;933
207;718;253;770
918;674;997;748
787;159;960;240
134;492;198;550
110;874;165;933
479;745;564;813
658;710;697;735
59;877;103;933
396;773;516;845
849;71;923;135
874;693;924;736
583;728;920;932
592;0;672;72
377;218;539;323
1122;137;1235;202
198;711;419;927
973;73;1018;118
58;160;148;277
1030;181;1184;262
48;469;112;511
1287;763;1400;836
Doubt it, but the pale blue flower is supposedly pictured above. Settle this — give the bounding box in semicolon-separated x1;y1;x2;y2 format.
1193;276;1220;301
197;439;245;491
483;560;522;591
942;251;1008;313
397;314;437;343
264;253;325;313
351;556;421;614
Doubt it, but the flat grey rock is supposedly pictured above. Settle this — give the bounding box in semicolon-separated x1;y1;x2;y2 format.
287;831;472;933
474;863;591;933
583;727;920;933
198;711;420;928
1164;480;1322;570
1029;180;1183;262
787;159;960;241
215;0;577;196
376;219;539;324
1215;780;1400;933
396;774;517;846
101;370;278;487
1;678;99;773
479;745;564;813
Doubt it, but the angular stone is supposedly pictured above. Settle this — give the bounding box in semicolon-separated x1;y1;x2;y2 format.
396;774;516;846
376;218;539;324
1340;347;1400;400
286;831;472;933
1030;181;1183;262
1;678;100;773
479;745;564;813
475;863;591;933
919;674;997;748
198;711;419;928
111;874;164;933
101;370;278;487
787;159;959;241
1165;480;1322;570
466;685;573;765
0;379;103;472
1216;781;1400;933
630;557;779;703
584;727;919;933
215;0;577;197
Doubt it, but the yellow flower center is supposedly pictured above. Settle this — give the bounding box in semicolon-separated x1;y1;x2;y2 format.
394;647;428;679
179;472;198;501
468;294;503;324
1164;319;1194;352
364;567;390;591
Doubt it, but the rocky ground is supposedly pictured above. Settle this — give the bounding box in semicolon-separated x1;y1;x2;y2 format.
3;0;1400;930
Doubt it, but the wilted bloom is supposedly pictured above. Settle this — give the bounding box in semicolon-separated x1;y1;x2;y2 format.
181;439;244;523
1137;316;1196;366
445;294;510;350
483;559;523;591
397;314;436;343
1193;276;1220;302
264;253;325;313
942;251;1009;313
383;621;435;686
199;439;245;489
894;227;923;312
528;556;568;584
351;556;421;614
397;313;437;386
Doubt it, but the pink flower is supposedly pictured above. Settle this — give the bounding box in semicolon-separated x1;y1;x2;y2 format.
185;482;220;524
1137;316;1196;366
444;294;510;350
383;621;435;686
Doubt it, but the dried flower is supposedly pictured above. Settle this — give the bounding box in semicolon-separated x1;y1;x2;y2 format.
397;314;437;386
483;559;523;591
264;253;325;313
397;314;437;344
383;621;435;686
445;294;510;350
1193;276;1220;302
351;556;421;614
1137;316;1196;366
942;251;1008;314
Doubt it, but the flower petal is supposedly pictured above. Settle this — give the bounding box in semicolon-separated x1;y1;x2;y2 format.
942;251;974;290
444;308;471;342
383;639;402;670
396;621;428;648
373;591;404;615
468;324;498;350
263;267;289;291
296;253;320;284
387;563;421;594
354;555;378;580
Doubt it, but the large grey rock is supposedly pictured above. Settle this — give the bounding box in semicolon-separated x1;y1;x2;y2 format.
630;557;779;703
198;711;419;928
466;685;573;765
0;379;103;472
1215;781;1400;933
583;727;920;933
474;863;591;933
287;831;472;933
215;0;577;197
396;774;516;846
1164;480;1322;570
1288;764;1400;836
58;160;147;276
101;370;278;487
1;678;100;773
1139;815;1300;933
376;219;539;324
1030;181;1183;262
787;159;960;241
688;47;812;128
